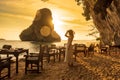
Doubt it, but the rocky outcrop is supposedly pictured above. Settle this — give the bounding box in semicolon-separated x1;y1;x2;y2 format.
82;0;120;46
19;8;61;42
0;38;5;40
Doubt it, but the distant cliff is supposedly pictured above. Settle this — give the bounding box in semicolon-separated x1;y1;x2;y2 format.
82;0;120;45
19;8;61;42
0;38;5;40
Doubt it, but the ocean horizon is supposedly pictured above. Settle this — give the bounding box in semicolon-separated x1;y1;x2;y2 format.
0;40;99;59
0;39;99;50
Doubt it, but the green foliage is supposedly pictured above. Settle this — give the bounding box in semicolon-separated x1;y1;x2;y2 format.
75;0;91;21
75;0;82;5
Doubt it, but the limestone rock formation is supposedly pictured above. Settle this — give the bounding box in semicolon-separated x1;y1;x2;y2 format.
19;8;61;42
80;0;120;46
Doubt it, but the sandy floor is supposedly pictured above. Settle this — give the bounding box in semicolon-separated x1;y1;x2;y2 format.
2;52;120;80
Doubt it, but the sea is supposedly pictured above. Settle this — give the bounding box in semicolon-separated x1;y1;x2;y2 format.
0;40;98;59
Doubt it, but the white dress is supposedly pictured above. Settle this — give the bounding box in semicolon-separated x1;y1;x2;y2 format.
64;36;74;64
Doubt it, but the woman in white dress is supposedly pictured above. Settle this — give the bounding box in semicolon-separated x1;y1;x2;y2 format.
64;29;75;66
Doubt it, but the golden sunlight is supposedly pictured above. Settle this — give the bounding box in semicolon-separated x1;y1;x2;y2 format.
52;14;63;30
52;13;65;39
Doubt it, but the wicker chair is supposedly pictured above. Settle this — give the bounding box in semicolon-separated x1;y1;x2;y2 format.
42;44;59;63
87;44;95;57
0;57;12;79
74;44;87;60
24;45;43;74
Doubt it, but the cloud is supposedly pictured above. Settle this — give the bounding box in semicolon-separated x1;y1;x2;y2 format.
0;0;43;18
0;12;33;20
61;17;93;26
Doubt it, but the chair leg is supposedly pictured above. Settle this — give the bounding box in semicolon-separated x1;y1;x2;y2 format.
47;56;50;63
31;64;33;69
58;54;61;61
84;52;87;57
8;64;11;78
0;71;1;78
25;62;27;74
54;55;55;62
41;60;43;70
63;53;65;58
37;63;39;73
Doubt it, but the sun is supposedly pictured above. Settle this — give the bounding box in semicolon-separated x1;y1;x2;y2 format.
52;14;63;29
52;13;65;39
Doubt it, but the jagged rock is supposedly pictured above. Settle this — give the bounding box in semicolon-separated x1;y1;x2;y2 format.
84;0;120;46
19;8;61;42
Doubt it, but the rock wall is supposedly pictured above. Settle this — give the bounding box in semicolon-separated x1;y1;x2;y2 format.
85;0;120;46
19;8;61;42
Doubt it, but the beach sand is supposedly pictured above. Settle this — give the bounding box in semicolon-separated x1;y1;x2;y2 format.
2;52;120;80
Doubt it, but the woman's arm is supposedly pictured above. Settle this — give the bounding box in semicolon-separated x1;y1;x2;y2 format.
65;31;69;37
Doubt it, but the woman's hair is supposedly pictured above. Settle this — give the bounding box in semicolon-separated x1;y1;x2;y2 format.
68;29;75;36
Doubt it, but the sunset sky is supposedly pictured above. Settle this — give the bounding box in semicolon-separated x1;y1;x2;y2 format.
0;0;95;40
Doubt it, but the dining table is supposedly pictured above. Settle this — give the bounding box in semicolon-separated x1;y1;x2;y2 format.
0;48;29;73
